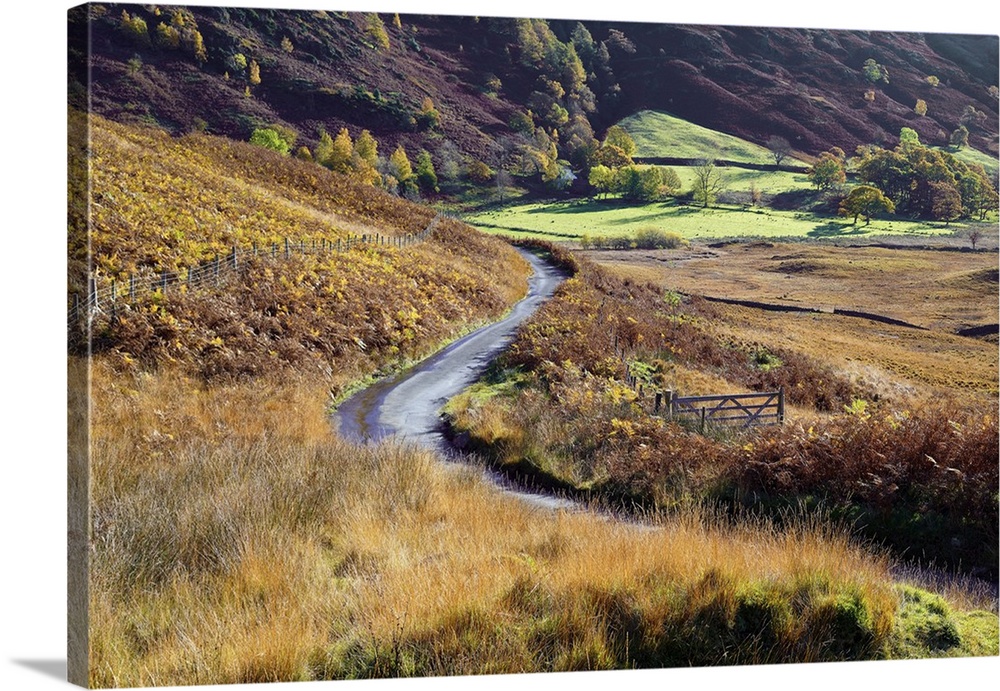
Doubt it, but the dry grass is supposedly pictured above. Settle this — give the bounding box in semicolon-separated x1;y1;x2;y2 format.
587;241;998;403
85;358;905;686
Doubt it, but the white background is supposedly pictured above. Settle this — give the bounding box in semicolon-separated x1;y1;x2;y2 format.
2;1;997;690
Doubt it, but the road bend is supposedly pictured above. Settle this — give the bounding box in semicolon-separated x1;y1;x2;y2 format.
334;247;565;456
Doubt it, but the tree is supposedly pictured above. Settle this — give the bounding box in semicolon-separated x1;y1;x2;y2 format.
691;159;725;208
914;99;928;116
660;167;682;196
155;22;181;49
929;181;963;225
353;130;379;169
862;58;888;84
248;59;261;86
365;13;390;51
389;145;415;193
808;151;846;190
966;228;983;250
618;166;664;201
417;97;441;130
926;75;940;87
466;159;493;184
602;125;637;159
899;127;920;149
588;164;615;198
325;128;354;173
960;105;986;130
949;125;970;149
281;36;294;53
766;135;792;166
249;128;290;156
839;185;895;225
414;150;439;194
190;30;207;64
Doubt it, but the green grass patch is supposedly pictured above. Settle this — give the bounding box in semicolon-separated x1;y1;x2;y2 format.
464;198;964;242
887;585;998;659
617;110;787;165
937;145;999;177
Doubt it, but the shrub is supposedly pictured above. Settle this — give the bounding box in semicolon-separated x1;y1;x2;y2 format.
249;128;290;156
634;227;687;250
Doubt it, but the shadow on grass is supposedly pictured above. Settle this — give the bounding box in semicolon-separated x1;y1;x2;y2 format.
808;221;871;238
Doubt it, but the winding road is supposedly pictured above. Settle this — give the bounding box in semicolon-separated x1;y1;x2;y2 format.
334;247;566;455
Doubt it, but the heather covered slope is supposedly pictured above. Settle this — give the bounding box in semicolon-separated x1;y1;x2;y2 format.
72;4;999;169
70;112;531;384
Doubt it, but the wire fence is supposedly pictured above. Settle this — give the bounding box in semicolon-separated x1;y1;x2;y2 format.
68;214;441;333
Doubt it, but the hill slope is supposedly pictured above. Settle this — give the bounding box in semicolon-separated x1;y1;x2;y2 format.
71;5;999;168
71;112;530;385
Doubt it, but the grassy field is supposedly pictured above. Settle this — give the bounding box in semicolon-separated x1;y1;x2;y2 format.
465;198;975;243
617;110;784;164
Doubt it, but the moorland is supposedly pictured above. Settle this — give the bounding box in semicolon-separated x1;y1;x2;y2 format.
69;5;1000;687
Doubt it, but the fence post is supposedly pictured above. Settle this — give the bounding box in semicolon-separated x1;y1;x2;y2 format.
665;390;674;421
654;392;662;413
778;388;785;425
214;254;220;284
231;246;238;271
700;406;707;433
285;238;290;259
88;277;98;311
160;271;168;293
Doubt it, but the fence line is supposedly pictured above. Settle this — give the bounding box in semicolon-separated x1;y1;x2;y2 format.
68;214;441;330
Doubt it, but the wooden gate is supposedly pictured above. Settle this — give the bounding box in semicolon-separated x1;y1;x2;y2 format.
655;389;784;430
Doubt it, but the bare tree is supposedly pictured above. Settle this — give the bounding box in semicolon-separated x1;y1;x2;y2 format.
766;135;792;166
692;159;726;208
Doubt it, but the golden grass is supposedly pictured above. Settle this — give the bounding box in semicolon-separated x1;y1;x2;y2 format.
588;242;999;403
85;357;905;685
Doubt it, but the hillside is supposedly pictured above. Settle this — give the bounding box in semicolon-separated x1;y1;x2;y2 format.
70;112;530;385
71;5;999;175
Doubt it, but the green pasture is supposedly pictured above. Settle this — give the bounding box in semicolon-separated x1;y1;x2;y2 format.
944;145;999;177
618;110;785;164
671;166;815;193
464;198;966;242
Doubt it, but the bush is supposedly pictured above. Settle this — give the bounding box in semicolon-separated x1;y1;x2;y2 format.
249;128;290;156
634;227;687;250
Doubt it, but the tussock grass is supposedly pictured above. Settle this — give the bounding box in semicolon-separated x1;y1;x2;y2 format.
445;252;999;579
86;359;917;686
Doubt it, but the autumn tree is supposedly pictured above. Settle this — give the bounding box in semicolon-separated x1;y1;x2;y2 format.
389;144;416;194
914;99;928;116
324;128;354;173
417;97;441;130
602;125;637;160
929;181;963;225
248;59;261;86
839;185;895;225
365;13;390;51
808;151;846;190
